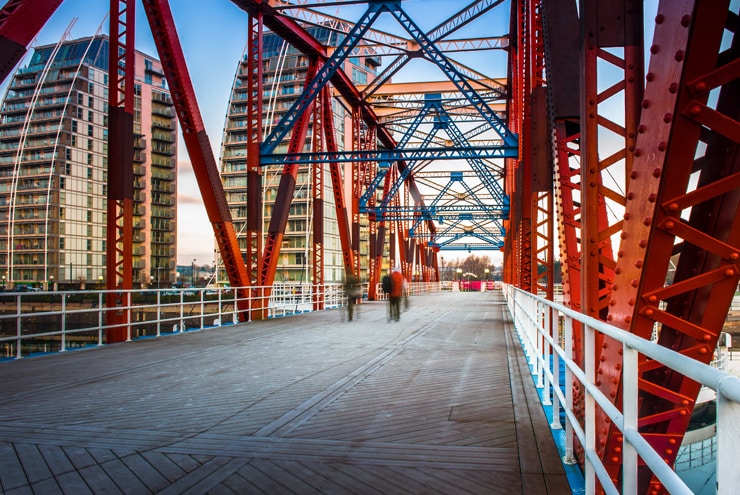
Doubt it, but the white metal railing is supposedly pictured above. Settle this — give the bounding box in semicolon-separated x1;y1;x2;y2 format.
0;282;442;361
374;281;442;300
504;284;740;495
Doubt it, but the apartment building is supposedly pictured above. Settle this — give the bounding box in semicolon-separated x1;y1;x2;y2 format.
0;35;177;289
220;26;375;284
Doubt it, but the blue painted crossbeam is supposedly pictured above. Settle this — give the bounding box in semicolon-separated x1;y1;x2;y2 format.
260;145;518;165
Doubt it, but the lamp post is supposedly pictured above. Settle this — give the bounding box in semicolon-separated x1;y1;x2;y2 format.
191;259;196;288
98;275;103;289
484;268;489;289
49;275;54;291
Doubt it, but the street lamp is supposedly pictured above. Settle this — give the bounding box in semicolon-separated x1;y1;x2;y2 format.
192;259;196;287
49;275;54;291
98;275;103;289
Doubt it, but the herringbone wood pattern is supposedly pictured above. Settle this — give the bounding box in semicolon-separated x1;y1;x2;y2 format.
0;292;569;494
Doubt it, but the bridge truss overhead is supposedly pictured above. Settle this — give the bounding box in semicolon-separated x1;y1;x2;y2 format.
1;0;738;492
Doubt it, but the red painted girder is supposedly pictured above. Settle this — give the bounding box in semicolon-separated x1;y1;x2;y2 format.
311;85;324;310
0;0;62;83
597;1;738;492
105;0;136;344
321;84;355;276
141;0;251;311
246;12;264;284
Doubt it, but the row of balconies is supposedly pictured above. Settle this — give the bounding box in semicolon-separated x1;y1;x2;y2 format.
151;132;175;143
0;123;60;138
1;109;64;126
151;105;175;118
151;142;176;156
151;91;173;105
152;119;175;131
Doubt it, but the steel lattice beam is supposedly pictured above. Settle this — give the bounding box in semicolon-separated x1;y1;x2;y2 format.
0;0;62;83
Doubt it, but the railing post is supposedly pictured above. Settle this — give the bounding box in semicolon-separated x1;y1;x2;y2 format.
717;378;740;495
15;295;22;359
584;323;595;493
233;288;239;323
179;291;184;331
125;291;132;341
60;294;66;352
622;343;638;495
537;301;546;389
98;292;104;345
156;291;161;337
542;304;552;405
199;290;205;329
551;309;561;429
563;314;576;465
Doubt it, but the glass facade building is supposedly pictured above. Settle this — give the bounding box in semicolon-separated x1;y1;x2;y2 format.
0;35;177;289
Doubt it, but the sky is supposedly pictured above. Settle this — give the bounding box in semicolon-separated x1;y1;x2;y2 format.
1;0;660;268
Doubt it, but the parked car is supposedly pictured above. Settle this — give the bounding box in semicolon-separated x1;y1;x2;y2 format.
14;285;41;292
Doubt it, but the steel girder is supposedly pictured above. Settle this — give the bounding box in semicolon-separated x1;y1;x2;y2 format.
261;144;517;166
104;0;136;343
245;12;264;284
0;0;61;83
596;1;740;492
141;0;252;314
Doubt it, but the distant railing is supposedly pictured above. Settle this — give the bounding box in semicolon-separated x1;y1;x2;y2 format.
0;282;442;361
504;285;740;495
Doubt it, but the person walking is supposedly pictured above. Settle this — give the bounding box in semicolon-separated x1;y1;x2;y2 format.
344;273;362;321
389;267;404;322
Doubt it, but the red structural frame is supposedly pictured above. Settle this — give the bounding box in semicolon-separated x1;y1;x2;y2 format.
3;3;738;491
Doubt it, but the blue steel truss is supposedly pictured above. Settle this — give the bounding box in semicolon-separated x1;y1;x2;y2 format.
260;145;517;166
260;3;385;154
258;1;516;254
375;96;509;212
386;4;517;147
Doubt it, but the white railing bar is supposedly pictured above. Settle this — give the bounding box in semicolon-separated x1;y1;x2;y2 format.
505;285;739;495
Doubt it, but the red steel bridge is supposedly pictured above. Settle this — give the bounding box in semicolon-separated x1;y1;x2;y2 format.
1;0;739;493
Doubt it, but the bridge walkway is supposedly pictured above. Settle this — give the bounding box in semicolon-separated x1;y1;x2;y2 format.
0;291;569;494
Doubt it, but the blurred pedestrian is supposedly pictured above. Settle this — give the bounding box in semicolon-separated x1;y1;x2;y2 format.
389;267;404;322
344;273;362;321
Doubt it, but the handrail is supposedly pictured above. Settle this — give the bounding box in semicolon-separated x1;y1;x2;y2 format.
504;284;740;495
0;282;442;361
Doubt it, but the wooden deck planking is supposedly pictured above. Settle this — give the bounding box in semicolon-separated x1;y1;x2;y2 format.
0;291;569;494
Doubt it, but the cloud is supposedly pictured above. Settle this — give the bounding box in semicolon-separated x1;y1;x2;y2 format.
178;193;203;205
